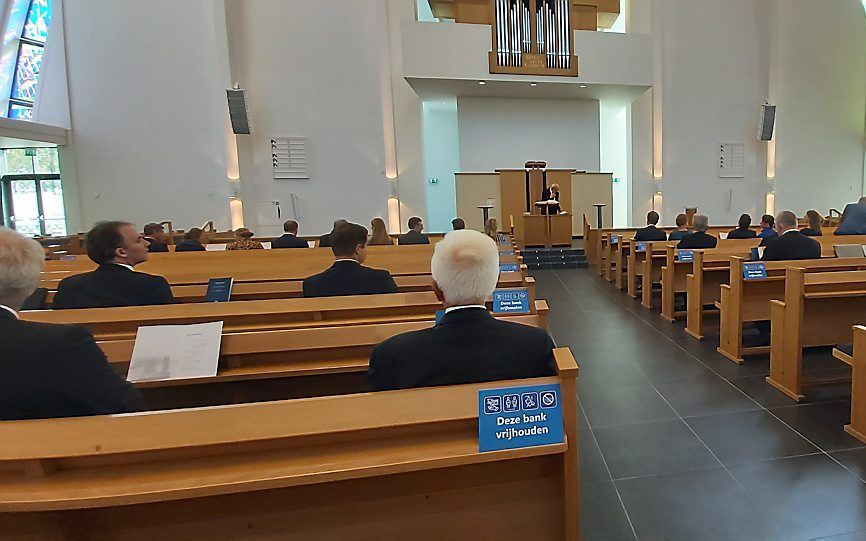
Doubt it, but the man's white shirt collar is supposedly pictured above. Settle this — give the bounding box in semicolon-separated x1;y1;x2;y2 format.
334;259;360;264
113;263;134;271
444;304;487;314
781;229;797;236
0;304;19;319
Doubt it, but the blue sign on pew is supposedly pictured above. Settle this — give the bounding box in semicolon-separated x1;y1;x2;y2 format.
610;236;619;245
434;310;445;325
499;263;520;273
676;250;694;262
492;288;530;314
500;250;515;256
205;277;233;302
743;262;767;281
635;242;647;252
478;384;564;452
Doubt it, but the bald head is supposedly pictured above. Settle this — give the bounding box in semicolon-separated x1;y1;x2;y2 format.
0;228;44;309
775;210;798;232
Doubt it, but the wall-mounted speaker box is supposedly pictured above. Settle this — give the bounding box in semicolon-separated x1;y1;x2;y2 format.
758;104;776;141
227;88;251;135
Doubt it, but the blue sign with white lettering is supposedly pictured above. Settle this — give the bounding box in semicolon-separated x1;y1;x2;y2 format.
743;262;767;280
635;242;647;252
492;288;530;314
478;384;564;452
499;263;520;273
676;250;694;262
499;250;515;256
610;236;619;245
205;277;233;302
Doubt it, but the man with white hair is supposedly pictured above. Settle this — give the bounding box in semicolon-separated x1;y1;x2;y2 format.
0;228;140;420
676;214;718;249
367;230;555;391
761;210;820;261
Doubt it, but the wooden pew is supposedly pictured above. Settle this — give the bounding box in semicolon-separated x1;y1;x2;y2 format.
833;326;866;443
20;293;549;341
766;268;866;401
97;314;548;410
685;250;748;339
660;240;762;322
640;241;678;308
714;257;866;364
0;349;580;540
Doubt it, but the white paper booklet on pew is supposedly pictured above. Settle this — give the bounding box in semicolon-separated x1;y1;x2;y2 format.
127;321;223;383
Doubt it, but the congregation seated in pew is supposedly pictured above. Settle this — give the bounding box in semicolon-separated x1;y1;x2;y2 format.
143;222;169;252
368;229;555;391
802;209;823;237
667;213;690;241
727;213;757;239
271;219;309;249
53;221;175;309
0;228;141;421
368;217;393;246
761;210;821;261
677;214;718;249
174;227;206;252
318;218;347;248
398;216;430;245
303;222;399;298
227;227;263;250
634;210;667;241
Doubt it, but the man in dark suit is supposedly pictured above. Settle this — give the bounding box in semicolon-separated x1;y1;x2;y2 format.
368;229;555;391
53;221;175;309
0;227;141;420
540;183;561;214
143;223;169;253
762;211;821;261
835;197;866;235
303;222;399;298
727;214;757;239
398;217;430;245
634;211;667;241
677;214;718;249
318;219;347;248
272;220;308;249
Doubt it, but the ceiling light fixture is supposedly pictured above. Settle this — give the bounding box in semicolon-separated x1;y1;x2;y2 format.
530;83;537;87
579;84;587;88
478;81;486;85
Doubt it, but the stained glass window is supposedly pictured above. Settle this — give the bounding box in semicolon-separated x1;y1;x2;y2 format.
6;0;52;120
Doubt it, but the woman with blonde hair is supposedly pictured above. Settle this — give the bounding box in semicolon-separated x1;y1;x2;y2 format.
368;217;393;245
227;228;264;250
484;218;499;240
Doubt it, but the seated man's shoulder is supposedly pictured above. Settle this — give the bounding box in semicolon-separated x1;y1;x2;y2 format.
13;319;91;346
373;326;434;354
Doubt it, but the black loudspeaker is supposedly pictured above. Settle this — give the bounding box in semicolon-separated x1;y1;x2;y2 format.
226;87;251;134
758;103;776;141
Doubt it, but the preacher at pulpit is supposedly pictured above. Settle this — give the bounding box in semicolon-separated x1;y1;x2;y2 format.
540;183;562;214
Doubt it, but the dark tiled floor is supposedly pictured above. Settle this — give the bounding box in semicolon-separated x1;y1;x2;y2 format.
535;268;866;541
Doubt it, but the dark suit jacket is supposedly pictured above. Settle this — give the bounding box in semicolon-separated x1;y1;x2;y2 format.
836;202;866;235
302;260;399;298
726;227;757;239
800;227;822;237
540;188;561;214
398;230;430;245
318;233;332;248
272;233;308;249
174;240;205;252
0;309;141;420
368;307;556;391
634;225;667;242
53;264;175;309
145;237;169;253
667;230;690;241
761;231;821;261
677;231;718;249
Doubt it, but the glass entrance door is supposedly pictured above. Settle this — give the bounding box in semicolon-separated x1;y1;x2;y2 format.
1;174;65;236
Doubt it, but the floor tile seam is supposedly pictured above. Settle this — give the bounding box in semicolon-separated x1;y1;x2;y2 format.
609;461;754;484
716;450;826;469
571;368;639;540
758;406;854;471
